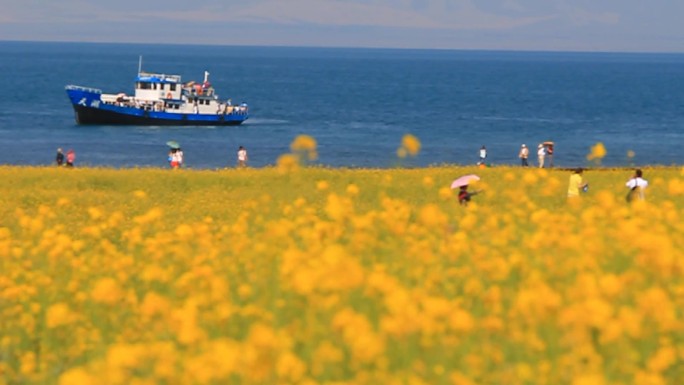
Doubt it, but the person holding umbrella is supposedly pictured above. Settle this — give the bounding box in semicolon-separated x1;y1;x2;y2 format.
166;141;183;169
451;174;483;206
544;141;554;168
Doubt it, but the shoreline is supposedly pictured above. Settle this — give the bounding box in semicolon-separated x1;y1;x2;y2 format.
1;164;682;172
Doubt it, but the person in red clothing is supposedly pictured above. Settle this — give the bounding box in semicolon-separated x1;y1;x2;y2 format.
546;143;554;168
66;149;76;167
458;185;482;206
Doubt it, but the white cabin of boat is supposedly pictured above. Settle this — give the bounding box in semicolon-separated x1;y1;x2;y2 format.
98;69;247;116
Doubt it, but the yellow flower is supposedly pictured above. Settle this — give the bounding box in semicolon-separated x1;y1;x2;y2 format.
133;190;147;199
90;277;123;305
418;204;448;228
140;292;171;318
290;135;318;161
571;373;606;385
346;183;359;196
402;134;421;156
276;352;307;382
586;142;607;161
290;134;317;152
58;367;96;385
277;154;299;172
647;346;677;372
46;303;76;328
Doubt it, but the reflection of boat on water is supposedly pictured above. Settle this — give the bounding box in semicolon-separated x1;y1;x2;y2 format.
65;60;249;126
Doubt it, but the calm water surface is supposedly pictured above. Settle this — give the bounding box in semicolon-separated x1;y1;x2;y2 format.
1;42;683;168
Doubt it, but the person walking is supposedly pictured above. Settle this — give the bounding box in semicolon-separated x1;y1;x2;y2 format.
478;145;487;166
567;168;588;199
237;146;248;167
537;144;545;168
518;144;529;167
458;185;481;206
56;148;65;166
625;169;648;202
66;149;76;167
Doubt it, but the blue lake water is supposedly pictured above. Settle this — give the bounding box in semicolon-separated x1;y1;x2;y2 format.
1;41;683;168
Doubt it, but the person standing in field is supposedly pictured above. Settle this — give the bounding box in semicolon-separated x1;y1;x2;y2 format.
567;168;588;199
537;144;545;168
458;185;481;206
66;149;75;167
237;146;248;167
518;144;529;167
478;145;487;165
625;169;648;202
56;148;64;166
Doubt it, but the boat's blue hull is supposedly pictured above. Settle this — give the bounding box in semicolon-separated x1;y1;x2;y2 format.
66;86;248;126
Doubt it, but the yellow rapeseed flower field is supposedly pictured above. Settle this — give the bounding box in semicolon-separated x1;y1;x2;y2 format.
1;164;683;385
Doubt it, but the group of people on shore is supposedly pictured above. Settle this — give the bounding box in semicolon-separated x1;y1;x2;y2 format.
165;145;248;169
517;143;553;168
55;148;76;167
477;142;555;168
55;143;649;203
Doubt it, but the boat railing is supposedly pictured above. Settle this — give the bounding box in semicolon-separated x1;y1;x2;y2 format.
66;85;102;94
138;72;182;83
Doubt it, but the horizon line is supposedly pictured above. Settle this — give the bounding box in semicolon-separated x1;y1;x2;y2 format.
2;39;683;56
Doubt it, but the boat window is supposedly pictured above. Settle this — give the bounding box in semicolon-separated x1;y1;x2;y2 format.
170;84;177;91
137;82;152;90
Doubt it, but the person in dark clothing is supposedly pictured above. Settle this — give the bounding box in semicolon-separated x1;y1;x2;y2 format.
56;148;64;166
458;185;481;206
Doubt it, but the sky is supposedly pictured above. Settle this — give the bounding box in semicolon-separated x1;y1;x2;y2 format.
1;0;683;52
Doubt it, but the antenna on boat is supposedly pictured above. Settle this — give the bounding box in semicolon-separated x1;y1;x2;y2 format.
138;55;143;75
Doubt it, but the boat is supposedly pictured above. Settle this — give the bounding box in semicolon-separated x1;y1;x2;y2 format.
65;61;248;126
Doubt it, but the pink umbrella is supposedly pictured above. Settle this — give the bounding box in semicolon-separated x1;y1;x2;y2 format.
450;174;480;189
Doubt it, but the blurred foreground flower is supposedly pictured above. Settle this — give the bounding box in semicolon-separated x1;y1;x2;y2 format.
587;142;607;163
290;135;318;161
277;154;299;173
397;134;421;158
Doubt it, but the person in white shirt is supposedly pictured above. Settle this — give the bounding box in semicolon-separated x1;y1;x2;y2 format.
518;144;529;167
537;144;545;168
625;169;648;201
478;145;487;165
237;146;248;167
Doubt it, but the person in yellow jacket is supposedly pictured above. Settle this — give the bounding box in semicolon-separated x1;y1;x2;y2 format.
567;168;588;198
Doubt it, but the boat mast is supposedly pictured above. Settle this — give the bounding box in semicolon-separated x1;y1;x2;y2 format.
138;55;143;75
